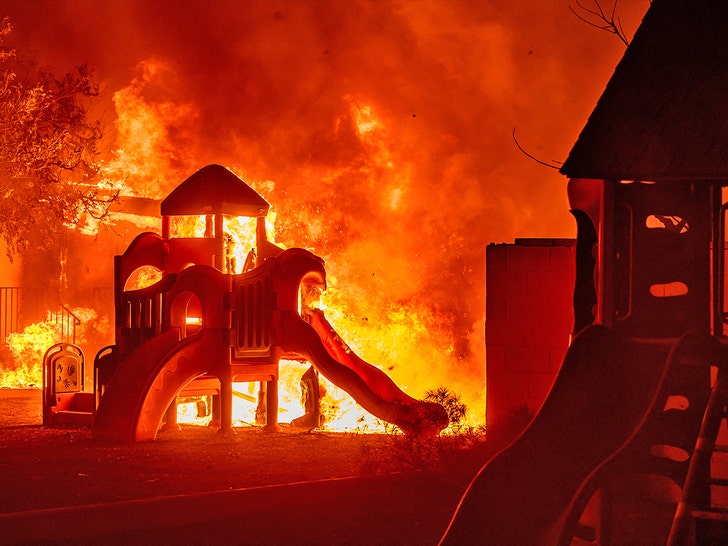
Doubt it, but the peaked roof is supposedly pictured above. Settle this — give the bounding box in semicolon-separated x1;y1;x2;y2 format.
560;0;728;181
161;164;270;217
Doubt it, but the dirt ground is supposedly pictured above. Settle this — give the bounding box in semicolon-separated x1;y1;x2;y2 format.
0;389;494;545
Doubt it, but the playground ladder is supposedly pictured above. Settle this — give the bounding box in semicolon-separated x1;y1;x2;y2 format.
667;357;728;545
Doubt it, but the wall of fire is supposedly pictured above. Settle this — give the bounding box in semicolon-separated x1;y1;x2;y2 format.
485;238;576;434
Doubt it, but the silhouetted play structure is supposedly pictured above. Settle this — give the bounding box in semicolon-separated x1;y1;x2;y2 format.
440;1;728;545
41;164;448;441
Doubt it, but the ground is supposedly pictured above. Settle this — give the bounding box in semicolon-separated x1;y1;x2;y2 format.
0;389;494;545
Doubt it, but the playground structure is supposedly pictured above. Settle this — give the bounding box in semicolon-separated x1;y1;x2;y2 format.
42;164;448;441
440;1;728;545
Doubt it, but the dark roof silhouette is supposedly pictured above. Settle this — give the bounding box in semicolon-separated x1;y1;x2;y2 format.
161;164;270;217
561;0;728;181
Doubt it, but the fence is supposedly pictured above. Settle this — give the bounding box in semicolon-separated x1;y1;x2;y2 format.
51;305;82;345
0;287;50;348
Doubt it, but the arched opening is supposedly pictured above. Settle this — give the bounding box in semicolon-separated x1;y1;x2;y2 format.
169;290;203;338
124;265;163;291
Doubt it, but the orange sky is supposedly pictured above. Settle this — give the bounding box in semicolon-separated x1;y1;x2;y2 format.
2;0;650;414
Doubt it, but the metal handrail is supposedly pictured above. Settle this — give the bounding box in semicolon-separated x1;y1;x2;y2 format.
54;305;81;345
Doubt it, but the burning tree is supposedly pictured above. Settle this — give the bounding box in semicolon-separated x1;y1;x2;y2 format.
0;17;117;259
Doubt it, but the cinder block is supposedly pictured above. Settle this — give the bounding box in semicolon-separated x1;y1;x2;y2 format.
486;294;507;321
487;268;527;296
549;244;576;273
506;346;552;373
528;372;557;405
486;319;525;347
549;297;575;320
508;245;550;272
527;270;573;301
503;371;530;400
548;347;570;373
506;294;529;321
503;268;528;295
486;345;506;377
524;317;571;349
524;292;555;319
486;369;528;426
486;244;507;271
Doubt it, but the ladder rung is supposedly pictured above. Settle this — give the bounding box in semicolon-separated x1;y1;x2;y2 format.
713;444;728;453
710;478;728;486
691;508;728;522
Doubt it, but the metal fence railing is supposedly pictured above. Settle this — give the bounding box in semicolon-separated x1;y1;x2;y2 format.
0;287;21;347
0;287;50;348
51;305;82;345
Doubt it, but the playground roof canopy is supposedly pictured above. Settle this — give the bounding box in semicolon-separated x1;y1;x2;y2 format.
560;0;728;182
161;164;270;217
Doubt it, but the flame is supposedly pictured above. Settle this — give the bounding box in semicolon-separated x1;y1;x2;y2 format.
105;58;199;200
125;266;163;291
1;322;56;388
0;307;104;389
2;0;653;435
3;44;486;432
175;359;384;432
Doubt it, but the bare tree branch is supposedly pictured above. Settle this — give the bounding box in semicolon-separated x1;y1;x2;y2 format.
569;0;630;47
512;128;562;170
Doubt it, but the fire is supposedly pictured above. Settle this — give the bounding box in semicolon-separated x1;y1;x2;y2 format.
105;58;199;200
1;322;55;388
129;92;482;431
175;360;384;432
1;307;104;389
1;46;485;434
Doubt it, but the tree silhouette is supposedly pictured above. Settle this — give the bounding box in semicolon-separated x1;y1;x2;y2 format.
0;17;118;259
569;0;630;47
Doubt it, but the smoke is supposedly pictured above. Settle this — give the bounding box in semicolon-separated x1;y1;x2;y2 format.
2;0;649;418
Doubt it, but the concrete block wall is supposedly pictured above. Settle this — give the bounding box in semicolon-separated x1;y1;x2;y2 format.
485;238;576;434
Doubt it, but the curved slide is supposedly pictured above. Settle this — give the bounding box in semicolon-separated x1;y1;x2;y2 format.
93;310;448;442
281;309;449;436
438;325;674;546
92;328;227;442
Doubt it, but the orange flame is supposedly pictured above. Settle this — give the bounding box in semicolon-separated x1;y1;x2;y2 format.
1;307;105;389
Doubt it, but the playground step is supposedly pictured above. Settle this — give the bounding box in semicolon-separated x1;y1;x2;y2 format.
50;410;93;426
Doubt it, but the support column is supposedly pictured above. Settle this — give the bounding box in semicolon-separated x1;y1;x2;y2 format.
161;398;180;431
208;394;221;428
218;372;235;435
263;378;282;432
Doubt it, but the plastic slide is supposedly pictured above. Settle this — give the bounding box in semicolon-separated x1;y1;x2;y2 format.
93;309;448;442
92;328;225;442
283;309;449;436
437;325;674;546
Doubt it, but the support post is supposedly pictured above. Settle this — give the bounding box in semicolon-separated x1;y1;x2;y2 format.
218;372;235;435
162;398;180;431
263;378;282;432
